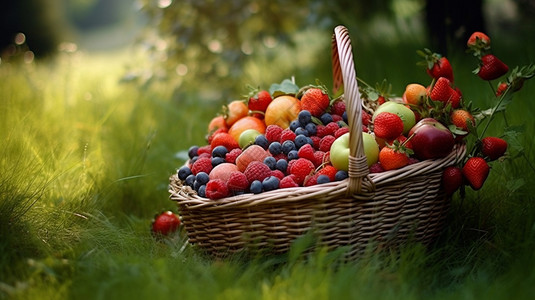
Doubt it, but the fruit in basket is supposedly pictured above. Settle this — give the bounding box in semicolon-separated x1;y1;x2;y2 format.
205;179;229;199
238;129;262;149
288;158;315;185
378;142;411;171
208;115;227;133
408;118;455;160
428;77;458;105
264;95;301;128
300;87;330;117
481;137;508;161
372;101;416;135
151;211;181;236
244;161;272;183
476;54;509;81
228;116;266;144
402;83;427;106
227;171;249;194
373;112;404;141
462;157;490;190
209;163;239;183
210;132;240;150
248;90;272;118
236;144;270;172
330;132;379;171
223;100;249;127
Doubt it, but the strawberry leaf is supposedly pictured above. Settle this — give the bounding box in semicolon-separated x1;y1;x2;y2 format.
269;78;299;98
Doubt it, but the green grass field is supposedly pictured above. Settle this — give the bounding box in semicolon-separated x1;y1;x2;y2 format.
1;28;535;300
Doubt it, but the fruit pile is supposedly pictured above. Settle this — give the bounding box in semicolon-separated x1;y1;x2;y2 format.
175;31;534;200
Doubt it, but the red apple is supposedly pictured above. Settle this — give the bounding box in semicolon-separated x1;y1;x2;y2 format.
408;118;455;160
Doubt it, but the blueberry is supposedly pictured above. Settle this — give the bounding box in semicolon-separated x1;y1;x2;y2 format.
305;123;317;136
268;141;282;155
298;110;312;126
212;145;228;158
287;150;299;160
188;145;199;159
317;174;330;184
294;134;308;149
295;127;308;137
264;156;277;170
289;120;301;132
211;156;225;167
178;166;192;180
185;174;196;188
306;137;314;147
276;159;288;173
320;113;334;125
262;176;280;191
282;140;296;155
255;135;269;149
190;156;199;164
335;170;348;181
195;172;210;185
197;185;206;197
250;180;263;194
342;111;348;124
194;180;203;191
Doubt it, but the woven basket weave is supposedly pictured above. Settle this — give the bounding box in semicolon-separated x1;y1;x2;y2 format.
169;25;466;259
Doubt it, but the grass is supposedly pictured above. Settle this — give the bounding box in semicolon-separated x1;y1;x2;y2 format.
1;27;535;300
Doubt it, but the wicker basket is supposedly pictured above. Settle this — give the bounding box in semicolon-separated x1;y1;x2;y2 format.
169;25;466;260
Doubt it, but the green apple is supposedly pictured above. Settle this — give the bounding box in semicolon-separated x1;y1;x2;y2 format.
330;132;379;171
372;101;416;135
239;129;261;149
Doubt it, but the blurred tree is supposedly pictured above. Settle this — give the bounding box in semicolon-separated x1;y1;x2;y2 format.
0;0;67;58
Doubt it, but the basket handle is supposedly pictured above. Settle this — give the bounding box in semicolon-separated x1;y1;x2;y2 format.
332;25;375;197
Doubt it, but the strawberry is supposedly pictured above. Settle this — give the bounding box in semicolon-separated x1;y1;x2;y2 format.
429;77;455;104
477;54;509;81
210;132;240;150
481;137;507;161
467;32;491;57
205;179;229;199
462;157;490;190
151;211;181;236
378;141;412;171
418;49;454;82
248;90;272;114
442;166;463;195
300;87;330;117
496;82;509;96
289;158;315;185
373;112;404;141
450;109;475;132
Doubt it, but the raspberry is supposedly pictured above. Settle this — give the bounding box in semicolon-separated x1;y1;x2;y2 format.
369;163;385;173
191;157;213;175
265;125;283;143
297;144;315;161
319;135;336;152
303;173;320;187
244;161;272;183
271;169;285;180
289;158;315;185
280;175;299;188
317;165;337;181
227;171;249;194
205;179;229;199
312;150;326;167
334;127;349;138
332;114;343;123
280;129;297;143
225;148;242;164
316;125;328;138
197;145;212;156
330;100;346;116
362;111;371;126
325;122;340;136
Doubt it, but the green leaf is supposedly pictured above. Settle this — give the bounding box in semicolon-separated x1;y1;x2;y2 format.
269;78;300;98
503;125;525;156
506;178;525;194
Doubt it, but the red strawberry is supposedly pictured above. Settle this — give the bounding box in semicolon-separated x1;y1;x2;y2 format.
442;166;463;195
462;157;490;190
373;112;404;141
378;145;410;171
481;137;507;161
467;32;491;48
205;179;229;199
429;77;455;104
227;171;249;194
243;161;272;183
419;48;454;82
289;158;315;185
210;132;239;150
151;211;181;236
495;82;509;96
300;87;330;117
477;54;509;81
317;165;337;181
248;90;272;113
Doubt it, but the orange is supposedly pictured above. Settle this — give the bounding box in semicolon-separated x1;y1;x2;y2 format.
208;115;227;133
224;100;249;127
402;83;427;106
264;95;301;128
228;116;266;143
